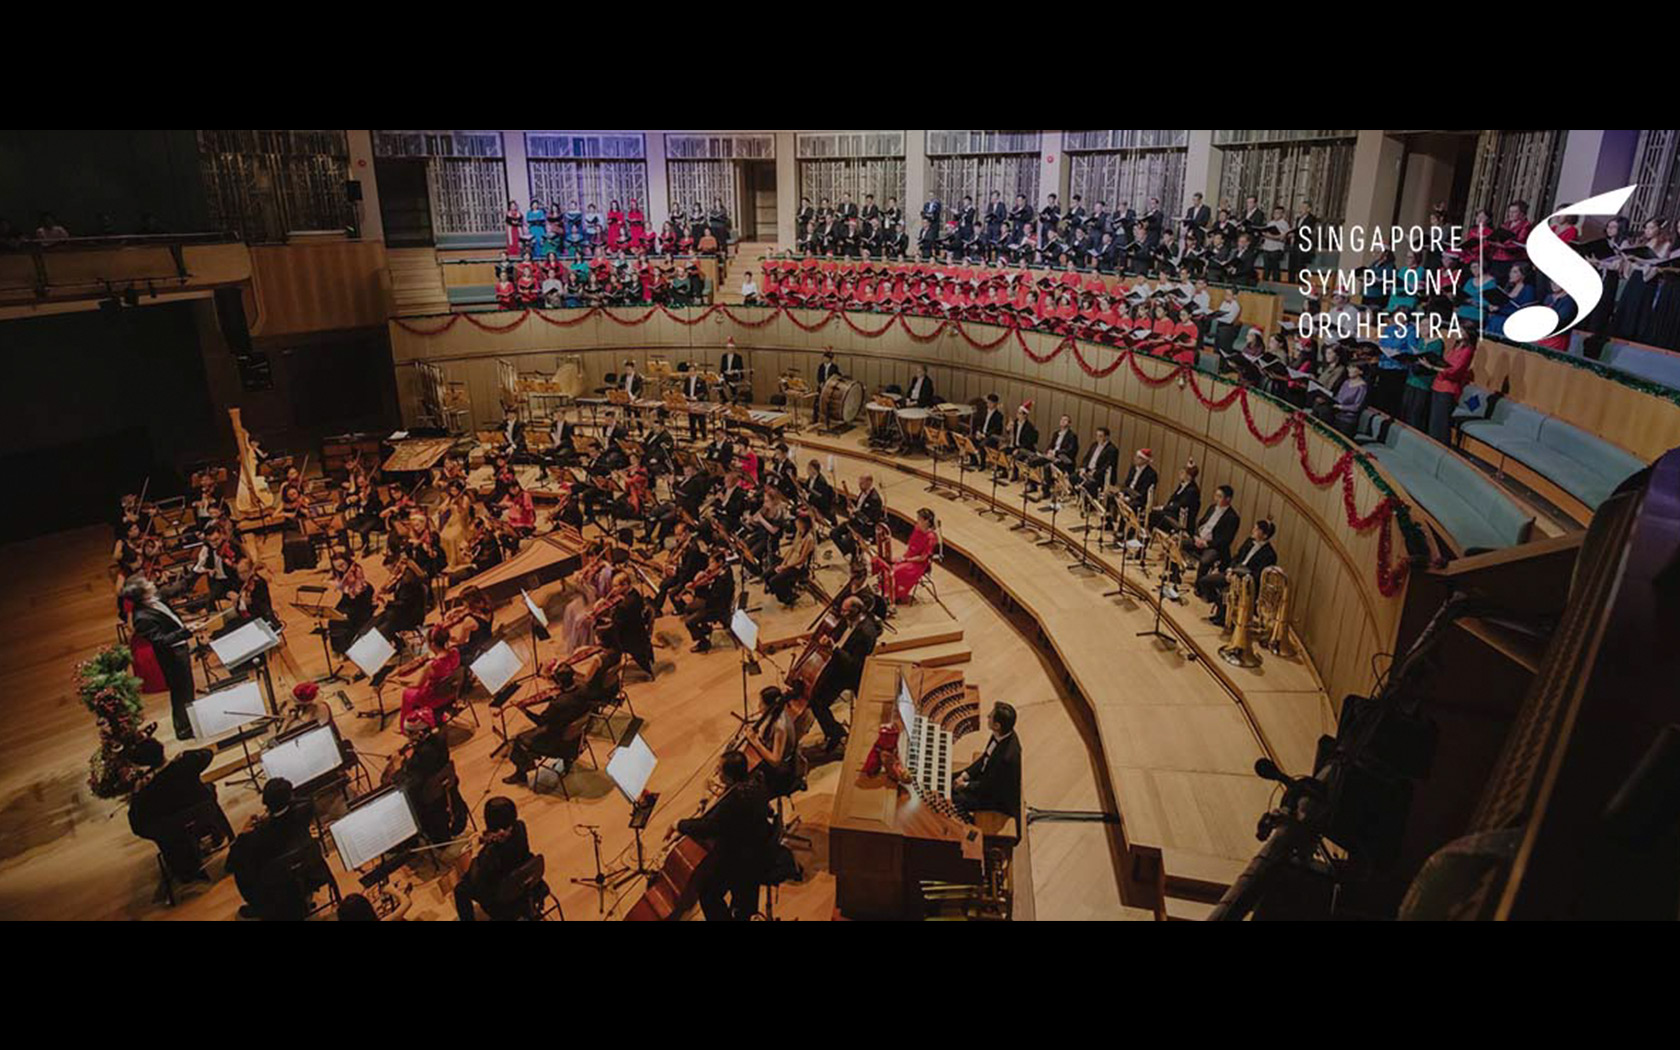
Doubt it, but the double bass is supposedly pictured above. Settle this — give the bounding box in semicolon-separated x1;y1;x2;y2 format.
622;795;719;922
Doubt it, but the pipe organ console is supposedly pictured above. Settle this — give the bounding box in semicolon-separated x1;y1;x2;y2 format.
829;659;1011;919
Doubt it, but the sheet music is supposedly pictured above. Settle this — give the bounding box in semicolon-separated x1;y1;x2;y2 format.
208;619;280;670
730;609;759;653
186;680;267;740
605;733;658;803
470;640;523;695
346;628;396;678
330;789;420;870
520;588;549;630
261;724;342;788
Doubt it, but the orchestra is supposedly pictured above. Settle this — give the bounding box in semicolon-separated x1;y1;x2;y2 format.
99;312;1286;924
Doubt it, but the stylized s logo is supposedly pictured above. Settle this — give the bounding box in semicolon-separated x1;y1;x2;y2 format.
1502;184;1637;343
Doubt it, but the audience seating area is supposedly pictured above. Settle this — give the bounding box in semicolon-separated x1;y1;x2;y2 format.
1355;411;1535;554
1451;386;1647;518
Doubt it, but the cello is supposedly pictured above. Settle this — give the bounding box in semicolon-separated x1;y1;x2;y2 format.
622;795;718;921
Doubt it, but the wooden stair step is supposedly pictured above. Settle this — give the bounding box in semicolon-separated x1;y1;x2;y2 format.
874;641;972;668
1161;896;1216;921
875;627;963;654
1161;848;1249;904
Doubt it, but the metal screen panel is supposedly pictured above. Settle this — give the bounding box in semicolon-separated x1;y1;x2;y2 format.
1463;129;1564;224
1217;139;1356;223
1626;129;1680;224
797;159;907;207
198;129;353;243
428;157;506;235
1068;148;1185;212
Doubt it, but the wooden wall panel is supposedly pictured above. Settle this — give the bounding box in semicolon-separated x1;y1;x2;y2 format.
247;240;388;338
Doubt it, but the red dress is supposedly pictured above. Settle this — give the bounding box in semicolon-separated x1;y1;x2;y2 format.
873;526;935;602
607;209;625;250
400;648;462;729
121;598;168;694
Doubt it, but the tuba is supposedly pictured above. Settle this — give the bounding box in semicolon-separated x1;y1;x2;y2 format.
1218;570;1261;668
1254;565;1291;656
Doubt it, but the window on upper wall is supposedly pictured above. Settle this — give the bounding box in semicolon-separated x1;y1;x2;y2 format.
1065;130;1189;218
197;130;355;244
373;130;506;236
925;131;1043;206
1462;129;1565;227
796;132;907;209
524;133;649;215
1214;131;1358;226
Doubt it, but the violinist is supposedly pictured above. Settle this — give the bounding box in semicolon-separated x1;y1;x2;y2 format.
499;479;537;539
404;509;447;577
113;520;145;573
394;625;461;732
230;554;281;632
682;550;735;653
454;796;533;921
673;750;772;921
326;549;373;655
440;584;495;663
192;475;229;528
596;571;656;678
501;647;610;787
372;549;428;639
767;512;816;607
192;523;239;603
610;454;652;523
652;522;707;614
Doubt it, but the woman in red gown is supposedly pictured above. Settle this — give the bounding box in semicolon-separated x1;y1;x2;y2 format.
606;200;625;251
874;507;939;603
397;626;461;732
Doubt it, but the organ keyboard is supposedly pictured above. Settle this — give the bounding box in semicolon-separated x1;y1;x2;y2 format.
829;659;999;919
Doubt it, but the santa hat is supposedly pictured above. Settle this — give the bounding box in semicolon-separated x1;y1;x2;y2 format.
1019;400;1034;413
1137;448;1153;461
291;681;319;702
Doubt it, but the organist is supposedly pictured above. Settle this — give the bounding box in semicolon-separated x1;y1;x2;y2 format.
951;701;1021;819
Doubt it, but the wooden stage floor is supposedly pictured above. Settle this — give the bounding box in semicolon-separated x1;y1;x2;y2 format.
0;497;1140;919
796;428;1336;898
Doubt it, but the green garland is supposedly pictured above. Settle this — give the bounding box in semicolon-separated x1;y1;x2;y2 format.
77;645;156;800
1491;336;1680;407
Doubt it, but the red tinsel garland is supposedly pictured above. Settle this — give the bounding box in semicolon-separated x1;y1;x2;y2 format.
391;302;1414;596
462;311;530;333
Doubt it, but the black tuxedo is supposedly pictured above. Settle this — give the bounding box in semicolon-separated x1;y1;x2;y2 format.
129;747;227;876
1196;538;1278;620
804;473;835;517
1044;427;1078;467
905;374;936;408
973;407;1005;442
816;361;842;387
620;372;645;398
1080;440;1120;492
953;732;1022;817
132;602;197;737
682;373;708;401
1007;418;1038;452
1185;204;1211;230
1120;462;1158;504
1190;504;1242;568
1150;479;1201;535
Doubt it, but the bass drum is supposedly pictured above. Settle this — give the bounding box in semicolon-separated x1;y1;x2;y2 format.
818;376;865;425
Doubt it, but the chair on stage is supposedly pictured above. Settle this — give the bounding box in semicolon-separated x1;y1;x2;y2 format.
271;837;342;919
153;798;234;907
434;664;481;732
499;854;565;920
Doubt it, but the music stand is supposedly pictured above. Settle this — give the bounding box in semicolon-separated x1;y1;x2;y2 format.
1038;471;1073;551
730;608;763;723
291;588;348;685
1105;499;1146;601
348;628;398;728
1010;453;1039;537
208;619;283;718
978;446;1012;520
187;680;274;792
1137;531;1191;657
600;735;662;888
1067;487;1102;575
924;427;953;498
950;433;978;501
